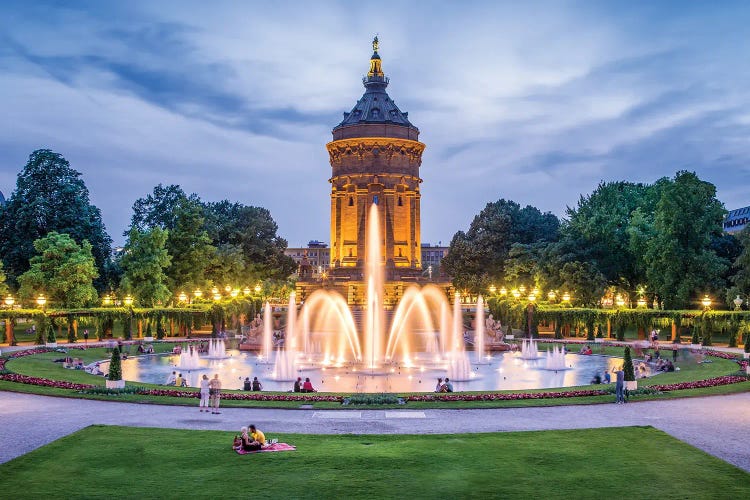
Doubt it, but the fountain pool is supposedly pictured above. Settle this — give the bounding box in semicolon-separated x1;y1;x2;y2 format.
119;348;622;392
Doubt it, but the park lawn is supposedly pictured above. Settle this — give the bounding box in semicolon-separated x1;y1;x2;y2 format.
1;426;748;499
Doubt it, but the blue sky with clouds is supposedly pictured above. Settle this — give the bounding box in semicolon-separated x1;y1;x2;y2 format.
1;0;749;247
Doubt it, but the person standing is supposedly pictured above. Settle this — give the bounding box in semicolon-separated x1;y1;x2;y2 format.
199;374;210;412
209;373;222;414
615;367;625;404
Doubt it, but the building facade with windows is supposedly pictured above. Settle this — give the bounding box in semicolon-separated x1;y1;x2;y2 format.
724;206;750;234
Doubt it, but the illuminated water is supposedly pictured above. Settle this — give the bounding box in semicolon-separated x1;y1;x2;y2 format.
120;348;621;392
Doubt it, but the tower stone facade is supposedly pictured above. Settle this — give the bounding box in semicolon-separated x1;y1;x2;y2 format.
327;37;425;281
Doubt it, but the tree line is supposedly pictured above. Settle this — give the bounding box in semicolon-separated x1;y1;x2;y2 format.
0;149;296;307
443;171;750;310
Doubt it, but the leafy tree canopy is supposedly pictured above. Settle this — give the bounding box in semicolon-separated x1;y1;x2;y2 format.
17;231;99;308
120;227;171;307
0;149;112;289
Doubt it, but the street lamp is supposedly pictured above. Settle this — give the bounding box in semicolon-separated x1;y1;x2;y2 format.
102;294;113;307
194;288;203;299
489;284;497;295
519;285;526;294
733;295;743;311
701;295;712;309
213;292;222;301
4;295;15;308
561;292;571;303
230;288;240;298
528;293;536;303
254;283;262;294
615;294;625;308
178;291;188;303
224;285;232;293
123;295;134;307
499;286;507;297
211;287;219;296
36;294;47;309
243;286;251;296
511;288;521;299
636;296;647;308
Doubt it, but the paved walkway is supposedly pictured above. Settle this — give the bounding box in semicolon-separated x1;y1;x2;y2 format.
1;391;748;472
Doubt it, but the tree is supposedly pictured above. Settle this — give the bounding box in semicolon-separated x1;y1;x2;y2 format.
728;227;750;306
0;261;8;297
0;149;112;288
17;232;99;308
129;184;198;232
165;198;214;290
442;199;559;293
558;261;607;307
203;201;296;280
643;171;728;309
120;228;171;307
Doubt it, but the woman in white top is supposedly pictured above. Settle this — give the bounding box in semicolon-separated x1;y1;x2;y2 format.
199;374;210;412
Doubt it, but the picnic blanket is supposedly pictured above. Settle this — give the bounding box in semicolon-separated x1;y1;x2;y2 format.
235;443;296;454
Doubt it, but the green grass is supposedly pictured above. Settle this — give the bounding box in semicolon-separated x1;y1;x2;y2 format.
0;426;747;499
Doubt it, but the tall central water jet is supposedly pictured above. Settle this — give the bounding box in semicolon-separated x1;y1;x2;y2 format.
364;203;385;369
474;295;485;363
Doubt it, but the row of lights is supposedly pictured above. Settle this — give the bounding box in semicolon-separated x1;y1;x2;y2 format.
488;285;571;303
177;284;263;303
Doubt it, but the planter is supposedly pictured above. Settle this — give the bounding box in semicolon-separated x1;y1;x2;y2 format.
625;380;638;391
690;344;700;349
45;342;58;348
743;352;749;359
144;337;154;342
106;379;125;389
595;338;604;343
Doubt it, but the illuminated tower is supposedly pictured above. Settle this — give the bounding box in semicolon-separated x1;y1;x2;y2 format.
327;37;425;282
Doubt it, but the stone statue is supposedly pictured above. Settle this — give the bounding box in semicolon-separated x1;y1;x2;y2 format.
246;313;263;340
485;314;505;342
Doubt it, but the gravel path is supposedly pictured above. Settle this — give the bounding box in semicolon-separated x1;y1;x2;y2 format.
1;390;748;472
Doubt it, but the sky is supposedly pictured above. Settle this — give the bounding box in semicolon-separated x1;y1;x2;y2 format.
1;0;750;247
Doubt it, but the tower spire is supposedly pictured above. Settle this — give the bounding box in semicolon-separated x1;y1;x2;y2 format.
368;35;384;78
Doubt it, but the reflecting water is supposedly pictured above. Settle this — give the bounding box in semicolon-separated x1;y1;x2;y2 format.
120;349;624;392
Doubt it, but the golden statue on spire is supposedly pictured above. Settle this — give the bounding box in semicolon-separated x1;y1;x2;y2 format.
368;35;383;78
372;35;379;53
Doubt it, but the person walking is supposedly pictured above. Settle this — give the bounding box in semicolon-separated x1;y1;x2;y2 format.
209;373;222;414
615;367;625;404
199;374;210;412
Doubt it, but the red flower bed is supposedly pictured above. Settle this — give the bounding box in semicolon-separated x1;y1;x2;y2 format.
133;388;344;402
0;373;96;390
405;389;609;402
648;375;748;392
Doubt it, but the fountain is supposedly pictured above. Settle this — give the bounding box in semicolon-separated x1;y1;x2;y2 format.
260;301;274;363
272;293;299;381
474;295;486;363
520;338;540;360
544;345;568;371
206;339;227;359
177;345;201;370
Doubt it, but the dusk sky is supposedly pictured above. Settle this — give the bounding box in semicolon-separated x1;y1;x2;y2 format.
1;1;749;247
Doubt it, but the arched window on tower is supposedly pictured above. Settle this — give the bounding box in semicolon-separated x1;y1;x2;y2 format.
398;196;403;207
348;196;354;207
373;195;379;205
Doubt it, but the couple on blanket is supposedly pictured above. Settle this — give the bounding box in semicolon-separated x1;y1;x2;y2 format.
234;424;268;452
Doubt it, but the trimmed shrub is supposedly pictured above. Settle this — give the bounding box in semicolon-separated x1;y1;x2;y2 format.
108;346;122;381
623;346;635;382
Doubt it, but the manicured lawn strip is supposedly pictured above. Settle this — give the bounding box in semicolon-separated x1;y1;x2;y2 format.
1;426;748;499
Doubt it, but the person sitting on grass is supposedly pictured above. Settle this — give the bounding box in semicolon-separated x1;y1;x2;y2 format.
294;377;302;392
239;426;261;451
252;376;263;391
441;378;454;392
249;424;266;448
302;377;317;393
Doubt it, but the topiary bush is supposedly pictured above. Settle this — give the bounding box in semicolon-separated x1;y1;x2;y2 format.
46;323;56;344
145;322;152;339
623;346;635;382
108;346;122;381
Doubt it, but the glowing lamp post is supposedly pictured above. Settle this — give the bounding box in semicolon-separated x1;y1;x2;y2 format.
213;292;222;302
230;288;240;298
211;287;219;296
547;291;556;302
4;295;16;345
4;295;15;308
636;297;647;308
519;285;526;294
36;294;47;310
243;287;251;296
499;287;507;297
254;283;262;294
562;292;571;304
102;294;113;307
489;284;497;295
701;295;712;310
224;285;232;293
194;289;203;299
511;289;521;299
615;294;625;308
178;291;188;303
123;295;134;307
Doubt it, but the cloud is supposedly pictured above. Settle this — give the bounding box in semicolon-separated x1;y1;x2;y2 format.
1;0;749;248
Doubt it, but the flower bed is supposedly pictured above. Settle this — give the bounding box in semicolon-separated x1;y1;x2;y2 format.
0;373;96;390
648;375;748;392
405;389;609;402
